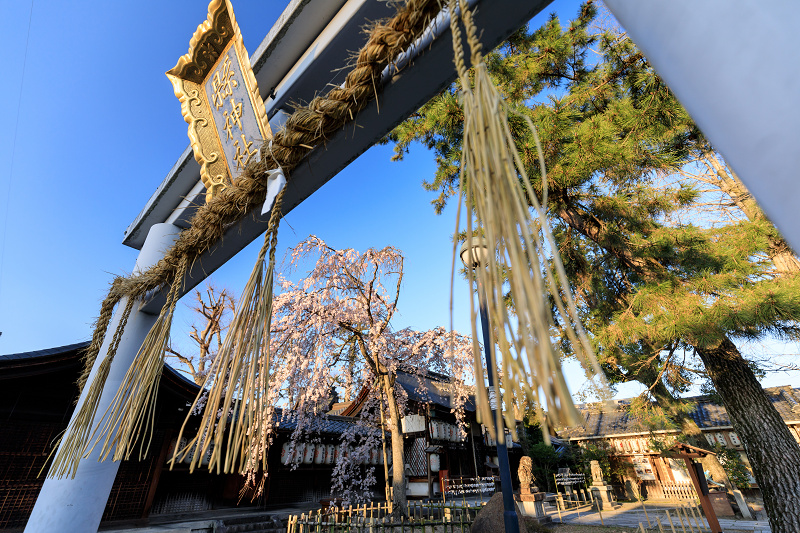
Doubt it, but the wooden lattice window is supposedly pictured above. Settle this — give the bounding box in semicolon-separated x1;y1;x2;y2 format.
405;437;427;476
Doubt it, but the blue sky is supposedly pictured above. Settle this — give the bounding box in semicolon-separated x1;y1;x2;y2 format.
1;0;797;400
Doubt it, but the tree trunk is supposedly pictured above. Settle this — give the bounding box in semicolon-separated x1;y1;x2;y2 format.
382;375;408;518
704;152;800;274
357;336;408;517
696;337;800;533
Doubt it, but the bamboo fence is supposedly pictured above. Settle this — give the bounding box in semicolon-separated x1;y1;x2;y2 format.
287;500;483;533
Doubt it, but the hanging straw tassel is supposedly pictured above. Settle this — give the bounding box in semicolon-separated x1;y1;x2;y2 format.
173;187;285;478
44;296;135;478
90;256;189;462
448;0;606;441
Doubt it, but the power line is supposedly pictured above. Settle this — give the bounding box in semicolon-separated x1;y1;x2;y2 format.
0;0;35;327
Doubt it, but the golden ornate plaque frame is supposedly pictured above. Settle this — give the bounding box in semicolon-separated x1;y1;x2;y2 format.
167;0;272;202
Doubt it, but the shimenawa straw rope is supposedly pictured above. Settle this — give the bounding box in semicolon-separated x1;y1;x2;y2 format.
448;0;607;441
47;0;444;479
92;256;189;463
47;297;135;478
172;187;285;476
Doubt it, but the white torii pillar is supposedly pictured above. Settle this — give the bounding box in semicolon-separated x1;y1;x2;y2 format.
587;0;796;522
24;223;181;533
603;1;800;253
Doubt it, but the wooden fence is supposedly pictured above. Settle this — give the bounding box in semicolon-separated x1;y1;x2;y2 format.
557;486;593;506
637;503;712;533
660;483;698;502
287;500;483;533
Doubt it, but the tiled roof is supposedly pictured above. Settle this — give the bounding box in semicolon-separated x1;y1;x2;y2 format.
395;371;477;412
328;401;354;416
334;370;477;418
558;402;657;439
770;386;800;420
273;408;365;436
560;386;800;439
0;341;89;362
687;398;731;428
0;343;389;439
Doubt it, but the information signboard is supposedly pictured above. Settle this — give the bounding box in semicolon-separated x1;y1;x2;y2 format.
632;455;657;480
443;476;497;496
554;472;586;486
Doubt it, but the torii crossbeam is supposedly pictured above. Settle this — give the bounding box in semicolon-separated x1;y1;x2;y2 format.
24;1;550;531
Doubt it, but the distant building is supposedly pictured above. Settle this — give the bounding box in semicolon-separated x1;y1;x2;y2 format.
0;344;516;530
328;369;521;499
0;343;357;530
558;387;800;499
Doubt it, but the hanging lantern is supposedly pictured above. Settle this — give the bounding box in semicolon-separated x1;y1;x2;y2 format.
281;442;293;465
325;444;336;464
303;444;315;464
314;444;326;464
430;454;440;473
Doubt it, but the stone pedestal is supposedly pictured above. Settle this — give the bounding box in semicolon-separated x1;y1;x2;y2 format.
590;482;620;511
514;487;550;523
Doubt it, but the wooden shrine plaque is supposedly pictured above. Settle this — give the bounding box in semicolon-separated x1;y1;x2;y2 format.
167;0;272;203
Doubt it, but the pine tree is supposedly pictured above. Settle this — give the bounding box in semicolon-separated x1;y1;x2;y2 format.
387;3;800;529
675;145;800;274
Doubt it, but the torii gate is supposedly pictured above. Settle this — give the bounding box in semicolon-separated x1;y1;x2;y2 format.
24;1;549;531
24;0;800;531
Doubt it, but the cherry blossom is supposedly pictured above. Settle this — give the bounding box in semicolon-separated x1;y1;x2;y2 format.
262;236;474;515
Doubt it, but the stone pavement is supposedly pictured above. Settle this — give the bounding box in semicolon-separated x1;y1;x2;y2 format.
546;501;772;532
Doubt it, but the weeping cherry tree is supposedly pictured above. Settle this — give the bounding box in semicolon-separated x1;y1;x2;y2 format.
267;236;474;516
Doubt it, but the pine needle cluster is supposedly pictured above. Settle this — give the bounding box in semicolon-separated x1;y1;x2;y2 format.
388;0;800;403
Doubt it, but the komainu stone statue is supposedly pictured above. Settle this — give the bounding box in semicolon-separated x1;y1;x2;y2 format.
518;456;537;493
590;460;605;485
514;456;547;522
589;459;620;510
